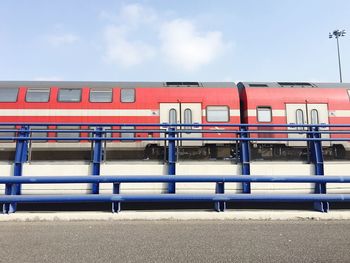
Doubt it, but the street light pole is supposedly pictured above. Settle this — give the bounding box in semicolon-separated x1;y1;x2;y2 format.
336;36;342;83
329;29;346;83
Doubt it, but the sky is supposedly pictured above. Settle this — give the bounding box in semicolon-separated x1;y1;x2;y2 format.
0;0;349;82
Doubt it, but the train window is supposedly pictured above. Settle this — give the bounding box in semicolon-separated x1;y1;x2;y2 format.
184;109;192;124
30;126;48;142
26;88;50;102
0;88;19;102
121;126;134;141
56;126;80;142
121;89;135;103
206;106;229;122
58;89;81;102
296;109;304;130
169;109;177;124
0;125;16;142
103;126;112;138
249;83;268;87
89;126;112;138
257;107;272;122
310;109;319;125
90;88;113;103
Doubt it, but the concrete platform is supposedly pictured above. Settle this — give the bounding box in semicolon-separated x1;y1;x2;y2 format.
1;210;350;221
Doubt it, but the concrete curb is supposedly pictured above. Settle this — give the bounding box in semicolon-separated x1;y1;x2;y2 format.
1;210;350;221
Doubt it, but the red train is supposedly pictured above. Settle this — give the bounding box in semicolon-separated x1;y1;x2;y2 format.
0;81;349;159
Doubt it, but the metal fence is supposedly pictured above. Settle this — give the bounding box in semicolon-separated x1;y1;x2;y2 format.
1;123;350;214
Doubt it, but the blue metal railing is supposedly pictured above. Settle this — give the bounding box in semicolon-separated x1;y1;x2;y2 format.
1;175;350;214
1;122;350;214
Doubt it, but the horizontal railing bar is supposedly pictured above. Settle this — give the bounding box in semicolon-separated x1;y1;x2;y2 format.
2;122;350;128
0;129;168;133
1;194;350;203
1;137;350;142
1;175;350;184
2;129;350;135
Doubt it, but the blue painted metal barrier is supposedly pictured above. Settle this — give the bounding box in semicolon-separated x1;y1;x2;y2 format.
1;194;350;203
3;125;29;214
309;127;329;212
1;122;350;213
1;175;350;214
167;127;176;194
240;126;251;194
1;175;350;183
91;127;103;194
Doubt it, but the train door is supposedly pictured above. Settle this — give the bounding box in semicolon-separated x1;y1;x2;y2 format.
180;103;202;146
286;104;307;147
159;103;202;146
285;103;330;147
307;104;330;146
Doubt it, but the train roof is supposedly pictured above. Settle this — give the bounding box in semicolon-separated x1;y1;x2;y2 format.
238;82;350;88
0;81;236;89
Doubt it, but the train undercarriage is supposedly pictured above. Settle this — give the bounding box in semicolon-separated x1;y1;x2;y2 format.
250;143;347;161
0;142;347;162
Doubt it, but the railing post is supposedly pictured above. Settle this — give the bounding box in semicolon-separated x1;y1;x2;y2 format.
215;182;226;212
167;127;176;194
112;183;121;213
213;125;229;212
309;126;329;212
91;127;103;194
3;125;29;214
240;127;251;193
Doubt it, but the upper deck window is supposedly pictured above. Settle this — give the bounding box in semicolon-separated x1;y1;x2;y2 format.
121;88;135;103
0;88;19;102
90;88;113;102
26;88;50;102
257;107;272;122
206;106;229;122
58;88;81;102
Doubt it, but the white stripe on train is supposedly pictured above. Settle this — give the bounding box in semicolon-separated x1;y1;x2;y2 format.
247;110;350;117
0;109;241;117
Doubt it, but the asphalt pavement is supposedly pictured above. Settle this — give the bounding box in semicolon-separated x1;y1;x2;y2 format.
0;220;349;263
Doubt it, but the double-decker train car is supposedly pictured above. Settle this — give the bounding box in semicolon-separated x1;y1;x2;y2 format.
1;80;350;161
238;82;350;159
0;81;240;160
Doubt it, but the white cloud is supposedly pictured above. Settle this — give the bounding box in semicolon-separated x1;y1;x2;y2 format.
101;4;158;68
100;3;157;27
118;3;157;27
159;19;229;72
47;33;79;47
103;25;155;68
101;4;230;71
